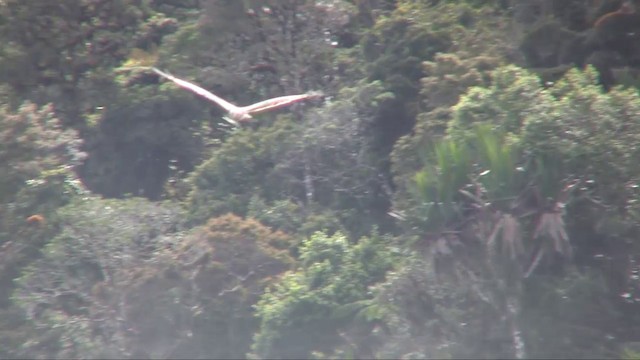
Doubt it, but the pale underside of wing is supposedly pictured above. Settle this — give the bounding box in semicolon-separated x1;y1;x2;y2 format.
153;68;321;124
241;94;317;115
152;68;238;113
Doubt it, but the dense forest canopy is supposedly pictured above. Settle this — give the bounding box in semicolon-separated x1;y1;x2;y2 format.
1;0;640;358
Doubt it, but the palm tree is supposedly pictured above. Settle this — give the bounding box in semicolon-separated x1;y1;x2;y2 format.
152;68;320;125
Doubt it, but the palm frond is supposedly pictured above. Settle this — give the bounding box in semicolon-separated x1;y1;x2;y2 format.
488;213;524;261
533;211;571;257
414;138;473;226
474;124;519;198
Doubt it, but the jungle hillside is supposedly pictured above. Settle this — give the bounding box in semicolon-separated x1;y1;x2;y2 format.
2;0;640;358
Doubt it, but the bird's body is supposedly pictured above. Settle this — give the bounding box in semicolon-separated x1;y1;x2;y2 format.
152;68;319;125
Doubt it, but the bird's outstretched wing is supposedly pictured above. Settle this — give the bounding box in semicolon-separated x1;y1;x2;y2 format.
242;93;320;115
152;68;238;113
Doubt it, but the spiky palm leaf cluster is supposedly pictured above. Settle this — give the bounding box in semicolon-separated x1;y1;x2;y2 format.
413;124;572;279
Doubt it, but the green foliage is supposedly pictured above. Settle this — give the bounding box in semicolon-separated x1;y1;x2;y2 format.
5;1;640;359
521;271;620;358
158;0;349;102
413;137;471;228
0;1;190;201
0;102;85;204
368;252;623;359
12;197;185;358
388;64;640;359
420;53;501;129
0;304;33;359
352;2;512;195
251;231;397;359
12;202;291;359
402;65;632;234
411;124;521;231
247;196;307;234
369;253;507;359
474;125;519;196
448;65;546;141
188;120;298;222
79;74;208;200
131;213;293;359
0;1;166;124
0;102;86;313
362;0;513;100
448;65;640;207
528;69;640;204
0;102;87;358
391;53;502;222
362;13;448;98
188;80;395;237
247;195;344;238
622;346;640;360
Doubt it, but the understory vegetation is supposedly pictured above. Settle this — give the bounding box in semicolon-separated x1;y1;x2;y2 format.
2;0;640;358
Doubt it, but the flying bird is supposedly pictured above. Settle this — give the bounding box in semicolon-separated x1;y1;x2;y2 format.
152;68;320;125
